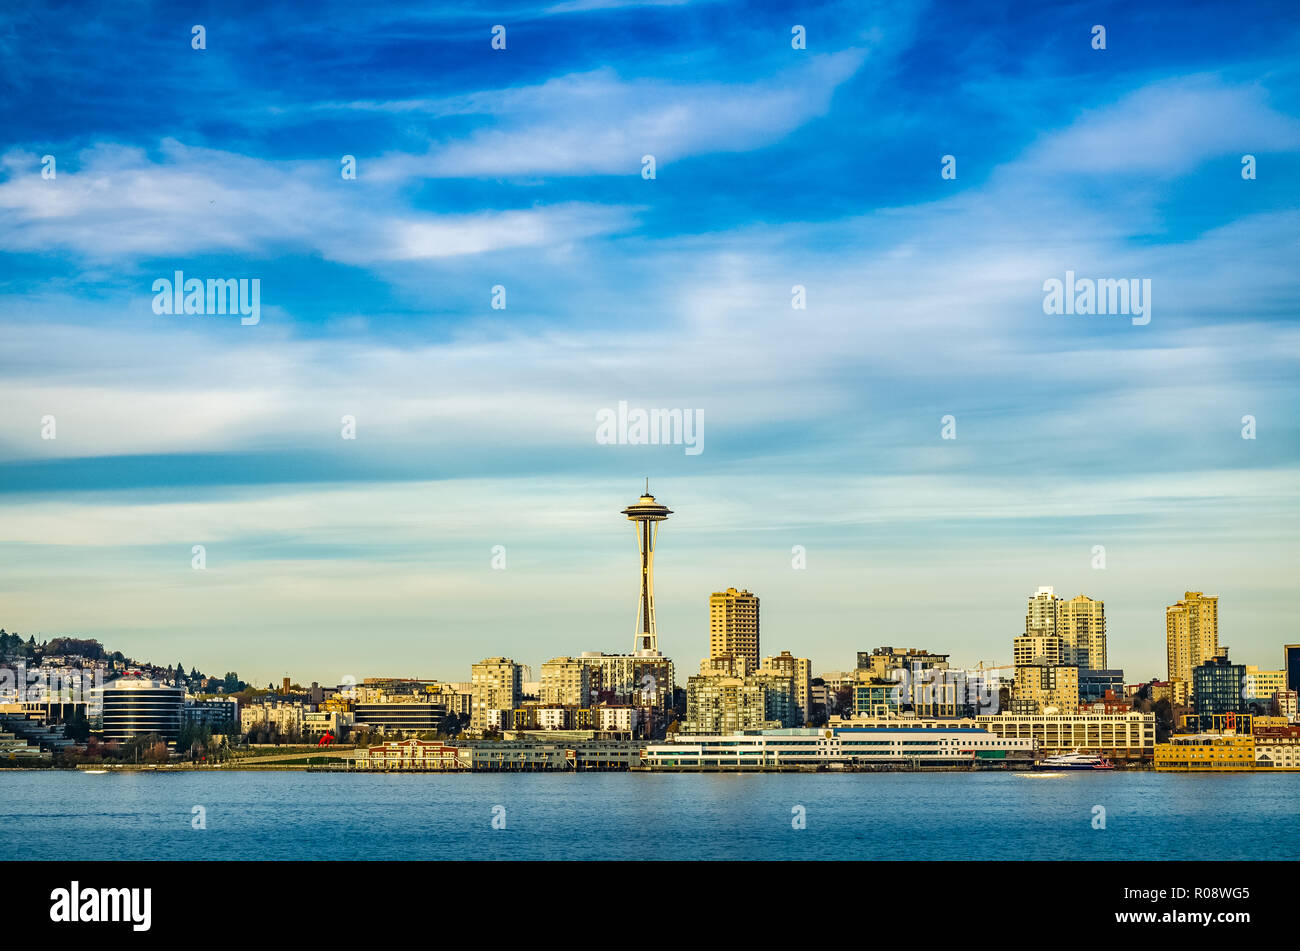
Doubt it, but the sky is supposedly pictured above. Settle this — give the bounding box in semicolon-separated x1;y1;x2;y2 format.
1;0;1298;687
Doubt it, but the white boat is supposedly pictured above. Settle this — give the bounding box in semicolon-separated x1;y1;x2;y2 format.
1036;750;1114;770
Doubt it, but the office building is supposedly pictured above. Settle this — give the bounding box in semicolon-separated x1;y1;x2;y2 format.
1286;645;1300;696
353;700;446;734
98;677;184;743
1244;666;1287;706
1193;652;1246;718
182;697;238;733
1079;669;1125;706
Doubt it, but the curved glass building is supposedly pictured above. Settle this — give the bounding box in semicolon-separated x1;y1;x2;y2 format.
99;678;184;742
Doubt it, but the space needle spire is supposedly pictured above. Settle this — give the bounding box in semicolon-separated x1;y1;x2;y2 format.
621;481;672;655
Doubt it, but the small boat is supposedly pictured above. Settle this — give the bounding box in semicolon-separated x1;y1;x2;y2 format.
83;769;108;774
1036;750;1114;770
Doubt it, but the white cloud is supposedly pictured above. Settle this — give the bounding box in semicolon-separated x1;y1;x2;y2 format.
0;140;632;262
361;51;868;179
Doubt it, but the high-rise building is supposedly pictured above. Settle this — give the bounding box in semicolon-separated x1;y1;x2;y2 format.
1025;586;1061;638
579;652;675;713
539;657;590;707
1166;592;1219;691
1014;634;1063;668
1058;594;1106;669
762;651;812;726
1023;588;1105;668
1192;652;1245;719
1285;645;1300;696
709;587;760;669
622;484;672;655
470;657;522;732
684;672;792;734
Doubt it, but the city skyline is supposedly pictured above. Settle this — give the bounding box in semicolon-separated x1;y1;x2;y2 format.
1;2;1298;683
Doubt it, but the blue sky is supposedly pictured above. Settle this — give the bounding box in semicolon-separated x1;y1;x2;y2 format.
1;0;1298;686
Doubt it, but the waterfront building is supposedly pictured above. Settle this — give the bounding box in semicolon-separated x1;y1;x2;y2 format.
351;738;469;771
976;710;1155;761
762;652;812;725
1166;591;1219;692
709;587;760;669
540;657;590;707
1256;735;1300;769
99;677;184;742
1013;664;1080;714
645;723;1035;769
1154;734;1256;771
1193;653;1246;718
470;657;522;732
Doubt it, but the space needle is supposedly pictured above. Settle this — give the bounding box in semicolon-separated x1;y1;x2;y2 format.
622;480;672;655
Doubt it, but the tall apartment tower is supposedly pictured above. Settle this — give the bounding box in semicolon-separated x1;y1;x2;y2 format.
1166;592;1219;689
1058;594;1106;670
539;656;590;707
762;651;813;726
1025;586;1061;637
470;657;522;732
710;588;760;670
1024;587;1106;669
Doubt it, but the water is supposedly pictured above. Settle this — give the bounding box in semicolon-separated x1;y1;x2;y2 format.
3;770;1298;860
